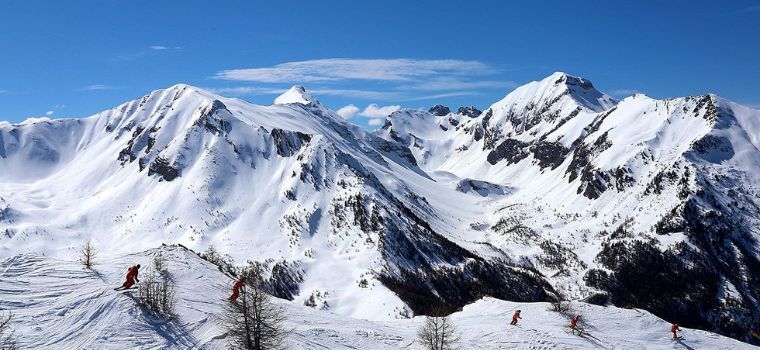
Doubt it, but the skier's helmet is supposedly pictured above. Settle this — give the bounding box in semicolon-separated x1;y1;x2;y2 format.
136;264;141;269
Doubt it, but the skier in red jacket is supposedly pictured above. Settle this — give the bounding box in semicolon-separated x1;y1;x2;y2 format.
510;310;521;325
570;315;581;335
115;264;140;290
229;275;245;302
671;323;681;340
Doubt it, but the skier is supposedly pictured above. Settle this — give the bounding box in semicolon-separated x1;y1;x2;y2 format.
510;310;522;326
570;315;581;335
115;264;140;290
671;323;681;340
229;275;245;302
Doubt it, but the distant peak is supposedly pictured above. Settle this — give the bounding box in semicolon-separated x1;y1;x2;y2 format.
428;104;451;116
274;85;315;105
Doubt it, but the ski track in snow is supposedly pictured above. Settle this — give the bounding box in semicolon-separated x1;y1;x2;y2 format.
1;246;754;349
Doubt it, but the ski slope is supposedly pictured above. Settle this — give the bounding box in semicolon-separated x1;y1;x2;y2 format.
1;245;753;349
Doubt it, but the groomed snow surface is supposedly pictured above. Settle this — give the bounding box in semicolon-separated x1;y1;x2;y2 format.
1;246;752;349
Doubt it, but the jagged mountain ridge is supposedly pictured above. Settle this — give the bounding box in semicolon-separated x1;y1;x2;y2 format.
0;83;549;321
376;72;760;344
1;73;760;344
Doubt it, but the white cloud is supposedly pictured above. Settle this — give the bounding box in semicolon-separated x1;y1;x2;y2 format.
215;58;497;83
45;111;54;116
81;84;117;91
336;104;360;119
610;89;639;97
359;104;401;119
310;88;400;100
400;79;515;91
150;45;168;50
205;86;286;96
367;118;384;126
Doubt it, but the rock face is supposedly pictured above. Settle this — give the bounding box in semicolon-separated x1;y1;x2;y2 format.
428;104;451;116
2;75;760;345
457;106;482;118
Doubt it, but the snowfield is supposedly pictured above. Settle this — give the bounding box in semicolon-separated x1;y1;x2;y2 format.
1;245;754;349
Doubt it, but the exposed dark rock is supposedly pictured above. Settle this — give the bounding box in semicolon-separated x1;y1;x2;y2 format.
270;128;312;157
194;100;232;136
530;141;568;169
455;179;509;197
487;138;530;165
117;126;145;164
148;156;180;181
428;104;451;116
457;106;482;118
690;134;734;163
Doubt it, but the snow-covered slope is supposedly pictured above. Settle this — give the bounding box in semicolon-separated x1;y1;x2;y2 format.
1;245;754;349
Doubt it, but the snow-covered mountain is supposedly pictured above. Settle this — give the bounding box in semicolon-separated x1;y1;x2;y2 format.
0;83;549;322
376;72;760;344
2;73;760;345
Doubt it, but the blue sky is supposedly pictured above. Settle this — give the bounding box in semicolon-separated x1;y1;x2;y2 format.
1;1;759;127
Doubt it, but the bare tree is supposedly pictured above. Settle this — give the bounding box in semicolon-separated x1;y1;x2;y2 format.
138;268;176;318
79;239;97;269
152;251;167;274
203;244;237;275
222;264;288;350
0;311;17;350
203;244;222;265
416;311;460;350
548;289;571;313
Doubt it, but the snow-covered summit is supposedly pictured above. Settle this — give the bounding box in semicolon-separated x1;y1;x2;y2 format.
274;85;316;105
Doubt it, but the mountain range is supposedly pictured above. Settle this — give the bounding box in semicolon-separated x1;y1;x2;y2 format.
1;72;759;345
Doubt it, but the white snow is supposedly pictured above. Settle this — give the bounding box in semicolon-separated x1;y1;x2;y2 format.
1;245;753;349
273;85;315;105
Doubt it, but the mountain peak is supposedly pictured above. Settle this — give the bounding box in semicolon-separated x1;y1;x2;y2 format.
532;72;617;112
274;85;315;105
428;104;451;116
547;71;595;90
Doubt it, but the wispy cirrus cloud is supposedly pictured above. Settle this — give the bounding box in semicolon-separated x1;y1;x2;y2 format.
610;88;640;97
214;58;498;83
206;86;286;95
113;45;181;61
210;58;513;121
310;88;401;100
80;84;118;91
399;79;516;91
